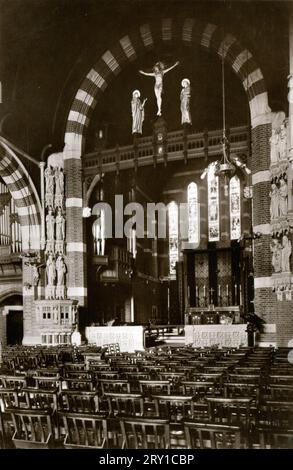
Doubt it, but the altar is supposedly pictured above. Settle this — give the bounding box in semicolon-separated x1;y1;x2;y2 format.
185;324;247;348
85;325;145;352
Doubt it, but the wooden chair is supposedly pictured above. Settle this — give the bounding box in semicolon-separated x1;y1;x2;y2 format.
269;375;293;385
33;376;62;391
63;363;86;372
205;397;253;430
223;383;260;402
158;372;185;387
23;387;58;412
0;375;27;389
63;378;94;391
59;390;100;414
153;395;194;422
94;371;120;380
257;427;293;449
104;392;144;417
258;400;293;429
234;367;263;374
120;416;170;449
0;388;19;410
63;370;93;381
138;380;171;396
99;379;131;395
227;373;261;385
184;421;243;449
181;381;218;401
268;384;293;400
0;390;19;448
7;407;56;448
59;411;107;448
191;373;223;384
30;368;61;378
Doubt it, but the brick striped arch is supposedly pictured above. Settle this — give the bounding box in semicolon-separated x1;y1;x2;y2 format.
65;17;270;151
0;142;41;250
63;18;271;307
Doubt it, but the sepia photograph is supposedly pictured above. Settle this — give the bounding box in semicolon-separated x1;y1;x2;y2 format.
0;0;292;457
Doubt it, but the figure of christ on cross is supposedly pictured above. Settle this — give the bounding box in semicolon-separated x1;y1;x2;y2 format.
139;60;179;116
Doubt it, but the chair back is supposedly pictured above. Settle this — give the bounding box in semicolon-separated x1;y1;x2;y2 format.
104;392;144;417
7;407;54;449
153;394;194;422
60;411;107;448
184;421;243;449
205;397;253;429
120;416;170;449
59;390;100;413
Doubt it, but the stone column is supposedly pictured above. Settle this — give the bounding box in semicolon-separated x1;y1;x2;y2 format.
63;139;87;308
288;7;293;164
250;116;276;332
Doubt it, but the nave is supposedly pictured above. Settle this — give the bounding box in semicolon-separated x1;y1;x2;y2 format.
0;345;293;449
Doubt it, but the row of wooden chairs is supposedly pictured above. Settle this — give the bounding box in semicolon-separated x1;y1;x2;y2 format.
2;404;293;449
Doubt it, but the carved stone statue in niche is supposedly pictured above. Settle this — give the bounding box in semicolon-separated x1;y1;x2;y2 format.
180;78;192;125
46;254;56;286
270;129;279;163
281;234;292;272
269;183;279;220
44;166;54;207
31;264;40;287
56;208;65;241
54;167;64;208
46;208;55;241
279;124;287;160
56;255;66;286
131;90;147;135
271;238;282;273
278;178;288;217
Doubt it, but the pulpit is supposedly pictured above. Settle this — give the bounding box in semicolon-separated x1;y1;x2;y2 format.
35;299;78;345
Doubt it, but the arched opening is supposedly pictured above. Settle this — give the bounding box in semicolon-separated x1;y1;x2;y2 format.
0;294;23;346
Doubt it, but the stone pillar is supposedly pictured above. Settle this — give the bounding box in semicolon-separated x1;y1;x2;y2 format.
288;7;293;164
250;117;277;332
63;140;87;308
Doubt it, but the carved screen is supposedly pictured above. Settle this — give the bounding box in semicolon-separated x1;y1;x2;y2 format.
229;175;241;240
168;201;179;277
207;163;220;242
187;182;200;245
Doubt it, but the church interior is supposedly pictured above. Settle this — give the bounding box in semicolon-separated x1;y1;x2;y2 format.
0;0;293;450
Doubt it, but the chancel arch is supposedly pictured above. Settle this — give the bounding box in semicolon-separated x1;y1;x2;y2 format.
63;16;270;312
65;17;269;154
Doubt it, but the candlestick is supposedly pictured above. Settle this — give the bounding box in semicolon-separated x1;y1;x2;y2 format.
226;284;229;297
218;285;221;297
196;286;199;297
203;285;206;297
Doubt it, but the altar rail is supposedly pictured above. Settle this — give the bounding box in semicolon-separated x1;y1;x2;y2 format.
84;125;249;174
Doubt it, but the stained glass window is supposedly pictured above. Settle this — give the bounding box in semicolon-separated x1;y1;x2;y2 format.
229;175;241;240
187;182;199;244
208;162;220;241
168;201;179;277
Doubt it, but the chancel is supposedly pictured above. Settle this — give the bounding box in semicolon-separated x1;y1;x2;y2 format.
0;0;293;451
